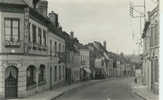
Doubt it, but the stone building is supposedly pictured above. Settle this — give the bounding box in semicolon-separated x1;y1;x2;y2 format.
142;5;159;94
0;0;65;99
86;41;110;79
79;45;91;81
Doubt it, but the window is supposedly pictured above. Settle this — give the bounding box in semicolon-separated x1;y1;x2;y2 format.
39;65;45;83
28;23;31;42
150;27;154;47
55;66;57;81
55;42;57;55
26;65;36;88
4;18;20;41
50;40;52;55
59;43;61;53
155;59;159;82
59;66;61;80
43;30;46;46
53;42;55;53
62;45;65;52
63;66;65;79
154;24;159;46
38;28;42;45
32;24;37;43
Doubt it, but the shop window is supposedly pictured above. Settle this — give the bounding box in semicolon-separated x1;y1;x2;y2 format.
38;64;46;84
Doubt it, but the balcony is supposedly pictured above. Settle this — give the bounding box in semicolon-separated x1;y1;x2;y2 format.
4;40;21;48
29;43;48;51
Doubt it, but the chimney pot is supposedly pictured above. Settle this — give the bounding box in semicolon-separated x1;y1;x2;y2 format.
70;31;74;38
103;41;107;50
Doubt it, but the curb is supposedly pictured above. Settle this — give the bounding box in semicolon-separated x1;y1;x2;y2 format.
133;91;146;100
51;92;65;100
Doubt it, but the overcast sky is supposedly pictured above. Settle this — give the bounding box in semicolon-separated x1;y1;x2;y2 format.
47;0;156;55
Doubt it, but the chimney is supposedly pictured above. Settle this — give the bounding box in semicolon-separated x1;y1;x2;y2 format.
103;41;107;50
49;11;59;27
70;31;74;38
37;0;48;17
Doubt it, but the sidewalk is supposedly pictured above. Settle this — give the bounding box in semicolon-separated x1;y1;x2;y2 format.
131;81;159;100
9;79;104;100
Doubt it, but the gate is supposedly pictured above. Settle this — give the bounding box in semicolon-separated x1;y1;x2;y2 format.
5;66;18;98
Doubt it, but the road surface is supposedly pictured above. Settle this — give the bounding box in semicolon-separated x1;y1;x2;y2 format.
55;78;143;100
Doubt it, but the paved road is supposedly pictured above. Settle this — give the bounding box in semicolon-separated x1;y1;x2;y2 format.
55;78;143;100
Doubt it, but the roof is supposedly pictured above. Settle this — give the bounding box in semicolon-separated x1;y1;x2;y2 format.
78;44;89;50
0;0;26;5
0;0;65;40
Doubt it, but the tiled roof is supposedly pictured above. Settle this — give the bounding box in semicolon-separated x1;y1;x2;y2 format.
0;0;26;5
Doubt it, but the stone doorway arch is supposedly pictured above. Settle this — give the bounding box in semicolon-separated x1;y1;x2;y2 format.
5;66;18;98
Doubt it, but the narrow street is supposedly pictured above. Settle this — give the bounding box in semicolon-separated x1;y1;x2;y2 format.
55;78;143;100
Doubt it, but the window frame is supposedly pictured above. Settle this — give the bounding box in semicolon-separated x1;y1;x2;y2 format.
38;27;42;45
43;30;47;46
26;65;36;89
38;65;46;83
4;18;20;42
32;24;37;44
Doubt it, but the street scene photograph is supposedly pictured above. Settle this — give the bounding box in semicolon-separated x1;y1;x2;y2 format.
0;0;160;100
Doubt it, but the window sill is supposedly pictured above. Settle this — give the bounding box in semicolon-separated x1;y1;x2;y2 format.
4;40;21;48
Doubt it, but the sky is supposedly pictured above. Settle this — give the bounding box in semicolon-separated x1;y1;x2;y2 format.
47;0;157;55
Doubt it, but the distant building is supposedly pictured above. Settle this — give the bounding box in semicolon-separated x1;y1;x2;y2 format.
86;41;110;79
79;45;91;80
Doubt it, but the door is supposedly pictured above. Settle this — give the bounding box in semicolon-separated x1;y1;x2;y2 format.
5;66;18;98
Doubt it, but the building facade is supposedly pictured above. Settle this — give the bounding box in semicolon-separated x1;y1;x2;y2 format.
86;41;111;79
0;0;65;98
142;5;159;94
149;5;159;94
79;47;91;81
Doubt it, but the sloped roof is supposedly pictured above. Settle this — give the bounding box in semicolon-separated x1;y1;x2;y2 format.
0;0;26;5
